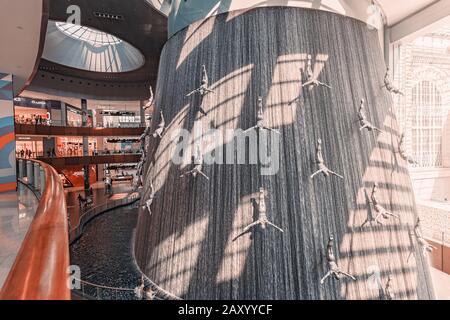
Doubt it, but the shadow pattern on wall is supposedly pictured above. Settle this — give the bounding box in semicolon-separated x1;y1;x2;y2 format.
135;7;435;300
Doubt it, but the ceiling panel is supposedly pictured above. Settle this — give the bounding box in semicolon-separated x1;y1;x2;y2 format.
378;0;438;26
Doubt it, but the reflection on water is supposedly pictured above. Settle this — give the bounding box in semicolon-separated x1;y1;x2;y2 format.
70;204;140;300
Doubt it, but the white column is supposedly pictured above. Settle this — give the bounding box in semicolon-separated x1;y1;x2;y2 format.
26;161;34;186
33;162;40;190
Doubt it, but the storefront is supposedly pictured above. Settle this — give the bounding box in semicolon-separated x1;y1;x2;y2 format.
15;136;44;158
56;137;98;156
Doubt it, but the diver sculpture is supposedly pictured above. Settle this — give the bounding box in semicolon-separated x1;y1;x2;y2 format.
302;54;332;89
311;139;344;180
244;96;280;134
143;86;154;111
320;235;357;284
142;182;156;215
186;65;214;97
152;110;165;139
382;67;404;95
234;187;283;239
397;133;418;165
408;218;436;262
180;146;209;181
358;98;383;133
385;275;395;300
370;183;400;224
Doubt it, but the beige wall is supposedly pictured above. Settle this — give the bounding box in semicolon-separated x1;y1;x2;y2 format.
443;112;450;167
0;0;46;95
411;168;450;202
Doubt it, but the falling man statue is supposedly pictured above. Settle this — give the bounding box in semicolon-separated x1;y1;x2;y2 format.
133;154;146;191
244;96;280;134
234;187;283;240
186;65;214;97
310;139;344;180
384;275;395;300
370;183;400;224
152;110;165;138
396;133;418;165
408;218;436;262
302;54;332;89
142;181;156;215
180;146;209;181
320;235;356;284
382;67;404;95
143;86;154;111
358;98;383;133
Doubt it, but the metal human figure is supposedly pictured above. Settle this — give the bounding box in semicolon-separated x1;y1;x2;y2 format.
234;187;283;239
358;98;383;133
302;54;332;89
186;65;214;97
152;110;165;138
180;146;209;180
133;156;145;191
396;133;418;165
382;67;404;95
407;218;436;262
320;235;356;284
385;275;395;300
143;86;154;111
140;125;151;142
310;139;344;180
142;182;156;215
105;175;112;195
143;286;157;300
244;96;280;134
370;183;400;224
134;276;145;300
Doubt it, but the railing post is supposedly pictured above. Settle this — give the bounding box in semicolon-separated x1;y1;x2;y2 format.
40;167;45;194
26;160;34;186
18;159;24;179
33;162;40;190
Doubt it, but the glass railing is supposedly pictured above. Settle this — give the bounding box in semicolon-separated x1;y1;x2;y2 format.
16;150;143;159
15;119;145;128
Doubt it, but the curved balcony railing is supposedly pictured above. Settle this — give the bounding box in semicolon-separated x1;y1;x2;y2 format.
69;193;140;244
0;159;70;300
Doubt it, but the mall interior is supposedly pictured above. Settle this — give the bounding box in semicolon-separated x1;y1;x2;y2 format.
0;0;449;300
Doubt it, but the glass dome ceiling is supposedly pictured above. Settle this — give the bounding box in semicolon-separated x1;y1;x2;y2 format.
55;22;123;46
42;21;145;73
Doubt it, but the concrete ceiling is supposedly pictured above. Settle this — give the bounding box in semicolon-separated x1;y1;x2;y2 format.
0;0;49;95
28;0;168;100
378;0;438;26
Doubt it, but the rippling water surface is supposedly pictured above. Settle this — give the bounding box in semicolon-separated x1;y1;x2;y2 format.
70;204;141;300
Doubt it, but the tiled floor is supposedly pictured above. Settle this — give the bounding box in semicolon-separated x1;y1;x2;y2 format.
0;184;39;288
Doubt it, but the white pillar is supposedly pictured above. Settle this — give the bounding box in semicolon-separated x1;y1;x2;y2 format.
40;167;45;194
26;161;34;186
33;162;40;190
18;159;24;179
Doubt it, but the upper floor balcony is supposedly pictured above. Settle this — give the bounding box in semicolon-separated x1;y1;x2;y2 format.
15;121;145;137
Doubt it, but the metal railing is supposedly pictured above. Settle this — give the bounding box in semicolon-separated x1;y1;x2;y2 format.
15;119;145;128
72;278;162;301
0;159;70;300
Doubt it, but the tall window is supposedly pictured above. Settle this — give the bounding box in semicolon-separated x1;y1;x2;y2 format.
411;81;443;167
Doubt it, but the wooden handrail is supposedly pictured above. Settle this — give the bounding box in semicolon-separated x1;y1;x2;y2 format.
0;159;70;300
